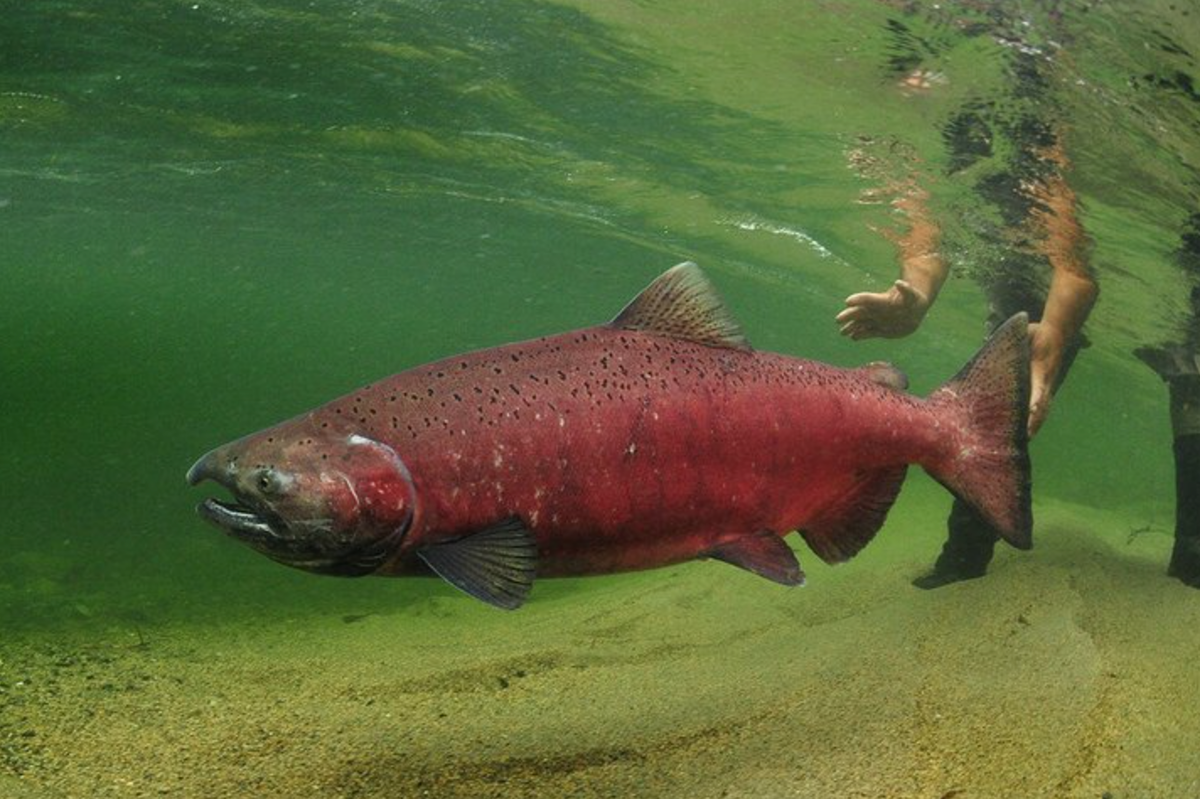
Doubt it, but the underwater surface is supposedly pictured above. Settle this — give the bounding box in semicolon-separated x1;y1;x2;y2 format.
3;1;1200;796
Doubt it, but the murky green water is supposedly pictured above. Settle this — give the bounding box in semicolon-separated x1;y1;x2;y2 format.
4;1;1200;796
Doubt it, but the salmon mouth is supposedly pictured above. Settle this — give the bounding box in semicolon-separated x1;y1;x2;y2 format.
187;452;286;542
193;490;382;575
186;451;326;567
197;497;278;538
194;492;298;555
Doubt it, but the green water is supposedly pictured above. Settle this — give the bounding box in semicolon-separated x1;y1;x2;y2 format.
3;1;1199;795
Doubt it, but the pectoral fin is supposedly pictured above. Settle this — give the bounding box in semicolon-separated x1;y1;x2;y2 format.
417;518;537;610
707;530;805;586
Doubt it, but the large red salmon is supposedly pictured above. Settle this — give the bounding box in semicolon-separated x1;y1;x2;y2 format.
187;263;1031;609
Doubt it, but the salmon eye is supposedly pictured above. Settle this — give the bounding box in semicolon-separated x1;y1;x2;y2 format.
258;469;281;494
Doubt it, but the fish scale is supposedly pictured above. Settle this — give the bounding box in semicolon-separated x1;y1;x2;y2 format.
336;334;887;540
188;263;1032;609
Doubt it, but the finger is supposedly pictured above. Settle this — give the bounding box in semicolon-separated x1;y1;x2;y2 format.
835;306;864;324
1028;390;1051;437
843;291;887;307
843;321;877;340
839;319;863;337
892;280;917;300
1028;404;1046;437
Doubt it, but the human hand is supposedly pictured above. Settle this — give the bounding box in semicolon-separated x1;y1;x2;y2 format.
836;279;931;340
1027;321;1065;438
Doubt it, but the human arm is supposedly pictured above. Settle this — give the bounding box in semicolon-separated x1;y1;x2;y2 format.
1026;170;1099;436
837;190;950;339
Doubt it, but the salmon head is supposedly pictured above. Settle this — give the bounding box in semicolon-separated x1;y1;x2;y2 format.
186;420;418;576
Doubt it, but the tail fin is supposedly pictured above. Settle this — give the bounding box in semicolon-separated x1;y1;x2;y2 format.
926;313;1033;549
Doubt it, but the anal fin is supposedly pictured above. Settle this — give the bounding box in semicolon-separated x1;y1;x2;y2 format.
417;517;537;610
801;466;907;564
707;530;804;586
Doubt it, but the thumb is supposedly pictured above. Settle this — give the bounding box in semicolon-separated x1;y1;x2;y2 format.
893;280;923;307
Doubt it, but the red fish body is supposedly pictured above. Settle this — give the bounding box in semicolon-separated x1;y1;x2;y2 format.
188;264;1031;608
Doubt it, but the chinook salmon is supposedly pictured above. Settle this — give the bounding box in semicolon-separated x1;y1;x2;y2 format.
187;263;1031;609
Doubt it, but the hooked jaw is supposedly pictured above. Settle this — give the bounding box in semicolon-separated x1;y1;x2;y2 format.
185;449;221;488
186;448;280;543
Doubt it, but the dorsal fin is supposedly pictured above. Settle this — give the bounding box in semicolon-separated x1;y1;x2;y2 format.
610;262;752;351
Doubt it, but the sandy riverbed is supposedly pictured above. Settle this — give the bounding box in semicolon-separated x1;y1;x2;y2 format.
2;493;1198;799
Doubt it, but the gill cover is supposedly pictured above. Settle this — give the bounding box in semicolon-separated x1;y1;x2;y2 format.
290;433;420;575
